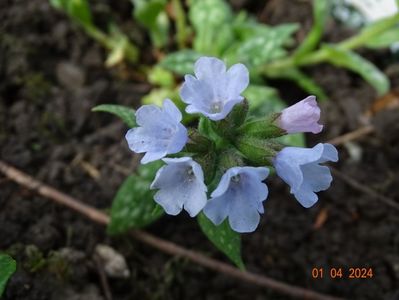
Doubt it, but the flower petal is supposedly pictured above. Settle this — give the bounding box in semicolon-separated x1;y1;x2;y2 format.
125;100;188;164
292;184;319;208
151;157;207;217
228;188;261;233
163;98;182;122
194;57;226;81
226;63;249;98
203;196;230;225
141;151;167;164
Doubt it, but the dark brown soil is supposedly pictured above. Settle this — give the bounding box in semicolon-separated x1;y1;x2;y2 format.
1;1;398;299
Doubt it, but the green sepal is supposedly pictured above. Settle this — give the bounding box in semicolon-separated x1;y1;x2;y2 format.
184;128;214;154
212;99;249;140
234;136;283;166
193;151;217;185
217;148;244;174
237;113;285;139
198;117;230;151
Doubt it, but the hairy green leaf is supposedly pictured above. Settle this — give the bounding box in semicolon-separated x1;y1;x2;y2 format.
322;44;389;95
198;213;245;269
225;24;298;67
108;161;164;234
159;50;202;75
189;0;233;55
92;104;136;128
243;85;282;117
0;254;16;297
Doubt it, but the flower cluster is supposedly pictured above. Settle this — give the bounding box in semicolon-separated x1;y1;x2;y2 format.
125;57;338;233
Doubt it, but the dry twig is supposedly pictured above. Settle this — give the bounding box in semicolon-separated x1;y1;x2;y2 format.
0;160;344;300
331;168;399;212
327;125;374;146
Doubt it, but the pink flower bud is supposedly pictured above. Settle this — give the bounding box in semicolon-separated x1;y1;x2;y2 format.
277;96;323;134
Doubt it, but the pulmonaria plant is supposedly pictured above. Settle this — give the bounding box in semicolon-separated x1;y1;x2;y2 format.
125;56;338;233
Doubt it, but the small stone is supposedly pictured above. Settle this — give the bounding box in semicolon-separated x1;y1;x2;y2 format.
94;244;130;278
56;62;85;90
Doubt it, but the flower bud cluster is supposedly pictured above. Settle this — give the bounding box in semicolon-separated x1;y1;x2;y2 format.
125;57;338;233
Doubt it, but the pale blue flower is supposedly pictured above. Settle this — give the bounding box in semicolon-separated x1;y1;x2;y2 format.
125;99;188;164
180;57;249;121
203;167;269;233
150;157;207;217
273;143;338;208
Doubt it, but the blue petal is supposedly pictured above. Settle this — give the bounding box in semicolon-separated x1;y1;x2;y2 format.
181;57;249;121
226;63;249;98
228;188;261;233
151;157;207;217
210;167;240;198
163;99;182;122
206;166;269;233
125;100;188;164
292;185;318;208
194;57;226;81
274;143;338;207
135;105;164;127
274;144;325;191
166;123;188;154
203;196;230;225
300;164;332;192
318;143;339;163
141;151;168;164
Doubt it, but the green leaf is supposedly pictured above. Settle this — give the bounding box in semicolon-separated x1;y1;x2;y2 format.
159;50;202;75
132;0;169;48
225;24;299;67
142;88;178;106
197;213;245;269
50;0;92;26
189;0;233;55
243;85;282;117
322;44;389;95
148;66;175;88
294;0;330;57
92;104;136;128
107;161;164;234
132;0;166;27
365;27;399;49
0;254;16;297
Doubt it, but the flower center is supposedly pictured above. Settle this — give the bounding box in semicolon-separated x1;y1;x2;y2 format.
162;126;174;136
210;101;223;113
231;174;240;183
186;167;195;182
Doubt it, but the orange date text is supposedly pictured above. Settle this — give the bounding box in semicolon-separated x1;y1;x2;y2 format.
311;267;373;279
